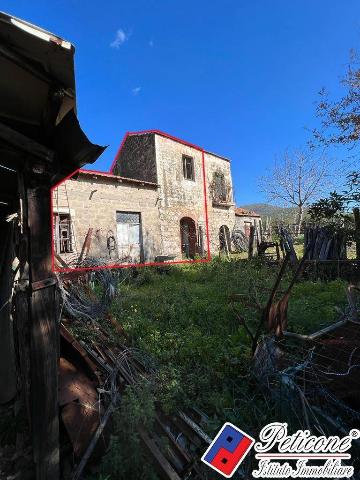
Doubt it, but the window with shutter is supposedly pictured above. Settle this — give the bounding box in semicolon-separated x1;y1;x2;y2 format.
182;155;195;180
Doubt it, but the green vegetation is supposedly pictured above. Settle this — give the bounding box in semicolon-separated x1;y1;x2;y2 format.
112;258;346;416
95;258;348;479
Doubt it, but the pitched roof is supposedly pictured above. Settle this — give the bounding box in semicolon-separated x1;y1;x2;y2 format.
235;207;261;218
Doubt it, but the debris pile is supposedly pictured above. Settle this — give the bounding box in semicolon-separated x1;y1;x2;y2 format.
254;283;360;470
57;263;215;479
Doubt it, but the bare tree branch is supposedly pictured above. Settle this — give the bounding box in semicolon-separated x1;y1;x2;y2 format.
259;149;336;231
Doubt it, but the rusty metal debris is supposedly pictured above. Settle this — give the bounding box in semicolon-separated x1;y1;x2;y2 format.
60;321;213;480
56;262;212;480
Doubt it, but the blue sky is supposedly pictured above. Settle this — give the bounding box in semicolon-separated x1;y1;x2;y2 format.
3;1;360;204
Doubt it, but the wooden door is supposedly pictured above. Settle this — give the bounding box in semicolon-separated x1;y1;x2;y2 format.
116;212;142;263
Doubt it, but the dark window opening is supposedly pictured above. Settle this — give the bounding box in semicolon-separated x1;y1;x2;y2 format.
183;155;195;180
180;217;197;258
54;213;73;254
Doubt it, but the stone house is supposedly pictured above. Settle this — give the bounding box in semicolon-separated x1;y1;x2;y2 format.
234;207;262;238
53;130;236;266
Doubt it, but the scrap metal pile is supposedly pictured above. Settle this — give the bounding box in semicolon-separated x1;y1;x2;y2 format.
253;279;360;472
57;263;217;480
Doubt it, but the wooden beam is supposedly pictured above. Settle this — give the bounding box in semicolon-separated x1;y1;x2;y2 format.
248;225;255;259
139;429;181;480
27;184;59;480
77;227;93;265
0;121;54;163
0;42;51;85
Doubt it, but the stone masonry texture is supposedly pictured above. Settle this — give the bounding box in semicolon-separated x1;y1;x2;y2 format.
53;132;237;266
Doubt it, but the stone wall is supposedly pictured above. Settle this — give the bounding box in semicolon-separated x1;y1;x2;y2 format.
53;173;162;265
154;134;236;258
234;215;262;234
53;132;238;266
154;134;208;258
204;152;235;254
112;133;157;183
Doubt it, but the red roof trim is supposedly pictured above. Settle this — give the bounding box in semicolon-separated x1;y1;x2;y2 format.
77;169;158;187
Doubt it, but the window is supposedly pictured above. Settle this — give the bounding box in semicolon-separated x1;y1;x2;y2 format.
54;213;73;253
214;172;227;202
183;155;195;180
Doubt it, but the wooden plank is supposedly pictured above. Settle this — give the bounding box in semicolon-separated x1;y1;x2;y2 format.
139;429;181;480
0;121;54;163
154;414;191;465
177;411;212;445
78;227;93;264
55;252;70;269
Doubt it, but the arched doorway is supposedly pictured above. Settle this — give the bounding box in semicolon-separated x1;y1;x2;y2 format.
180;217;197;258
219;225;231;253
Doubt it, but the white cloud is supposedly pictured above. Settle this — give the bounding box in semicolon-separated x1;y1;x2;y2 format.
110;29;127;48
132;87;141;96
148;39;154;47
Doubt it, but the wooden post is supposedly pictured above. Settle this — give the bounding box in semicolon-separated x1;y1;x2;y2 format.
354;207;360;260
14;171;32;428
78;227;93;264
27;181;59;480
248;225;255;259
259;219;263;243
222;225;230;259
0;221;17;404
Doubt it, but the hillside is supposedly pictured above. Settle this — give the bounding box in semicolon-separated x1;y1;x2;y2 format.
239;203;299;223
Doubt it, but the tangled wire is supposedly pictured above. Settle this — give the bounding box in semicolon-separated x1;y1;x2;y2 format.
56;257;127;323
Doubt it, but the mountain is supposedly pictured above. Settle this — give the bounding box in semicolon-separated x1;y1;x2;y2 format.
239;203;299;223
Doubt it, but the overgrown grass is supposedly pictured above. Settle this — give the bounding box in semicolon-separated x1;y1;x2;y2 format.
97;258;348;479
111;259;347;416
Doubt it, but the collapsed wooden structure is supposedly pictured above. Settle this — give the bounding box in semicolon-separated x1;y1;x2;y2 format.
0;12;105;479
